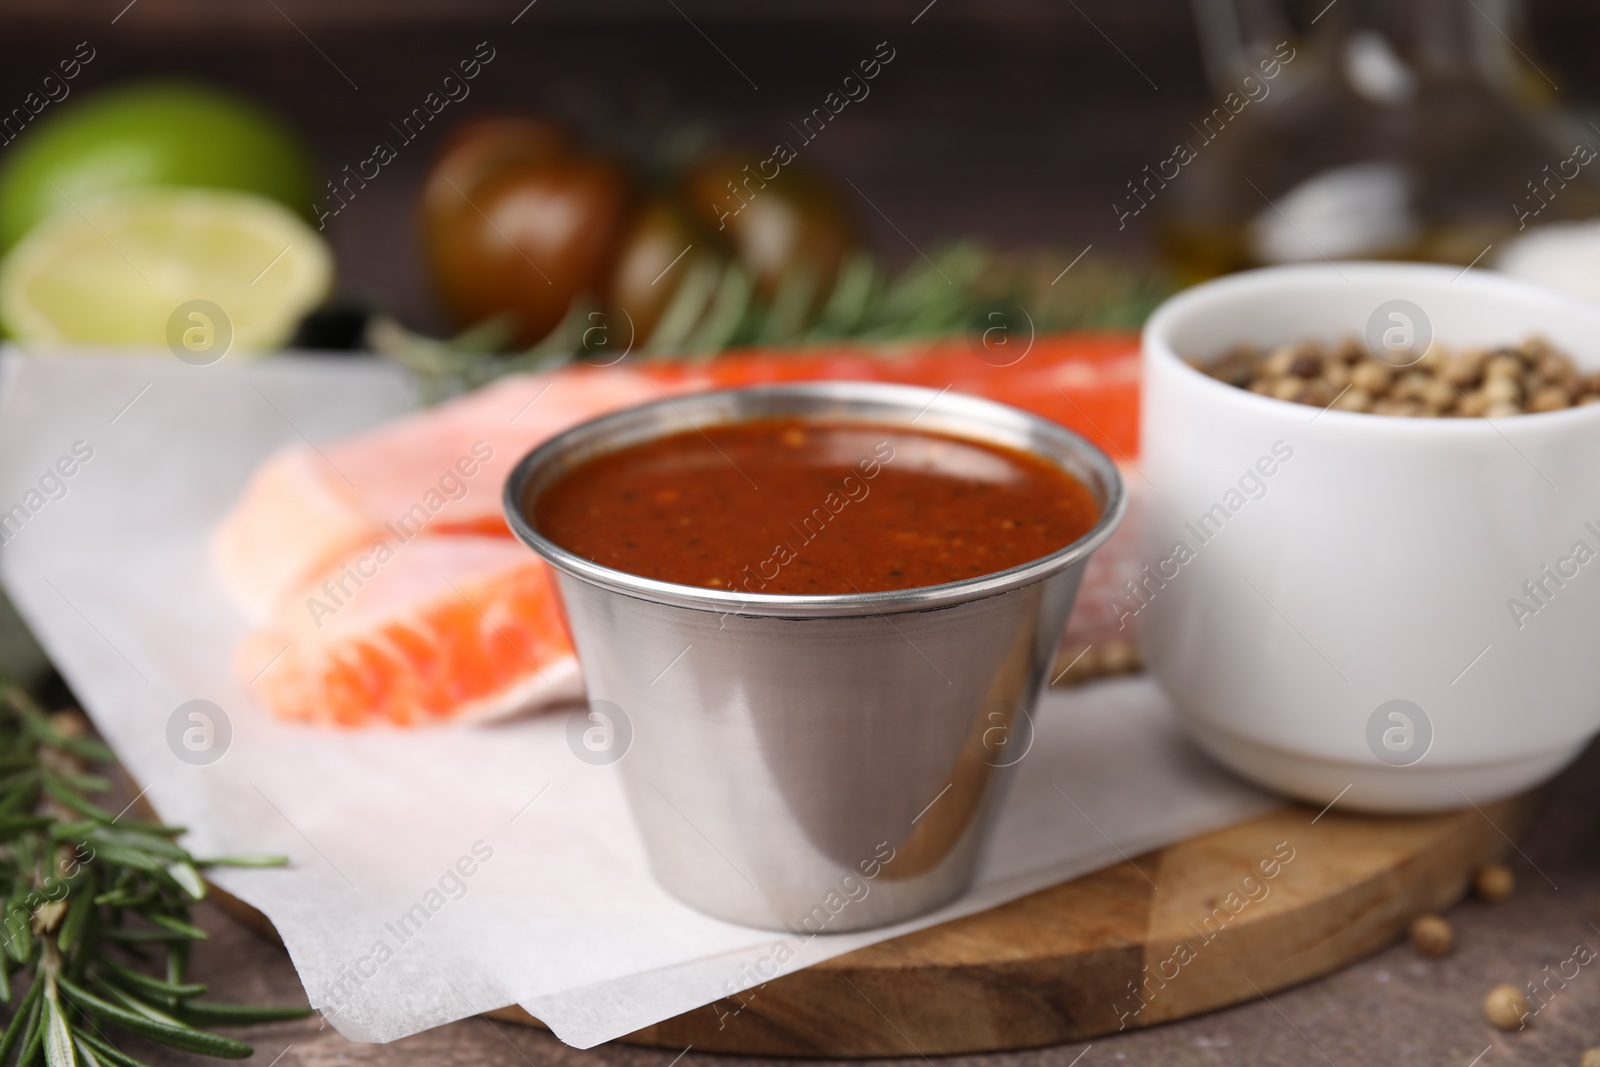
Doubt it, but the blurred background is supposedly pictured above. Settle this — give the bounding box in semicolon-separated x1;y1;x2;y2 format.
9;0;1206;335
4;0;1599;360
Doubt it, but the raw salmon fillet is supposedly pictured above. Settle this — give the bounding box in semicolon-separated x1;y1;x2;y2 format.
236;537;581;727
675;333;1142;464
212;446;381;624
215;369;682;621
218;332;1143;726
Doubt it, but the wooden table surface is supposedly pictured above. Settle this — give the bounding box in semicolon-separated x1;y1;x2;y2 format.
151;726;1600;1067
4;8;1600;1063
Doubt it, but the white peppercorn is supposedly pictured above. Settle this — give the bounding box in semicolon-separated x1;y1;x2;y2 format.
1195;335;1586;419
1476;863;1515;902
1351;361;1393;394
1408;914;1453;957
1484;984;1529;1031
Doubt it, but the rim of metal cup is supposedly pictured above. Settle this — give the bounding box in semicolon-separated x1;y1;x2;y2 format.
503;381;1126;618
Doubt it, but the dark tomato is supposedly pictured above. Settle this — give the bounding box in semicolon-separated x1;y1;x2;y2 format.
421;117;570;228
682;151;857;305
605;199;723;346
421;118;631;346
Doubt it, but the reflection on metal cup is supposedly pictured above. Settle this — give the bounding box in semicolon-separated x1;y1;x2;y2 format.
505;383;1124;931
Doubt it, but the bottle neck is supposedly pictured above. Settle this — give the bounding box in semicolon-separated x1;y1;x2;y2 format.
1317;0;1522;85
1193;0;1531;94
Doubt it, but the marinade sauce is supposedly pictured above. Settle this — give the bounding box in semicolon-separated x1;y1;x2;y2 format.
531;418;1100;596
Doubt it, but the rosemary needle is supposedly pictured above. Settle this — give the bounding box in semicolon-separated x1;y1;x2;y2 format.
0;677;310;1065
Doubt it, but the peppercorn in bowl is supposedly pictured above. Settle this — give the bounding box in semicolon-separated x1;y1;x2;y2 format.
1137;263;1600;813
1196;334;1600;418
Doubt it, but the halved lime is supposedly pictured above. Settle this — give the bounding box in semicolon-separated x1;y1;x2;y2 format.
0;188;333;353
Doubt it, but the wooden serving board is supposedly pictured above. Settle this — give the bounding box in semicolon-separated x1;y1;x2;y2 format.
481;795;1532;1056
207;794;1532;1056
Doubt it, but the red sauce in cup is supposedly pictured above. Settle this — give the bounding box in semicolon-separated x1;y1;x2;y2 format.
532;418;1100;596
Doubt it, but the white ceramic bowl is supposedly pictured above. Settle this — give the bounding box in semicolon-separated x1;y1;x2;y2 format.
1140;262;1600;812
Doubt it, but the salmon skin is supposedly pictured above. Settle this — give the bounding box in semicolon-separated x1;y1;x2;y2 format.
217;333;1141;727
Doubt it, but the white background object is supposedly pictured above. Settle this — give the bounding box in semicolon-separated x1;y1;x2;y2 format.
1498;220;1600;303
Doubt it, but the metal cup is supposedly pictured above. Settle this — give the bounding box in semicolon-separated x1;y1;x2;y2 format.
505;383;1124;931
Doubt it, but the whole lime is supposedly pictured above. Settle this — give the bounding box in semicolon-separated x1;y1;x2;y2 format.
0;80;317;250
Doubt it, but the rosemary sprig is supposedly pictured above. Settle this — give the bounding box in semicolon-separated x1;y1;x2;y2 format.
0;677;310;1066
372;242;1174;402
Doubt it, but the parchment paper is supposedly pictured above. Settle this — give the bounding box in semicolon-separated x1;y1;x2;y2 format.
0;349;1274;1048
